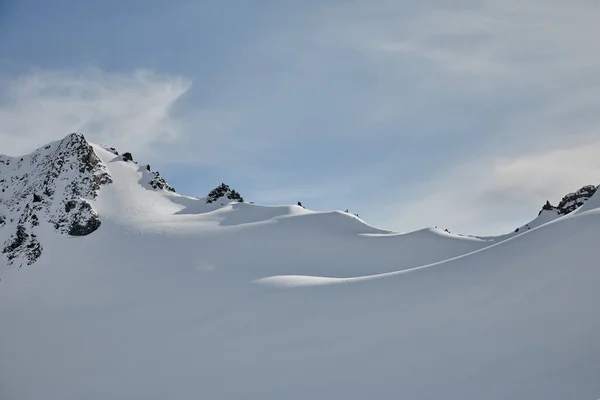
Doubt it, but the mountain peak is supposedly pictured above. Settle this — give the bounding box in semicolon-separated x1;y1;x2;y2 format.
556;184;597;214
0;133;112;265
538;184;598;216
0;133;248;266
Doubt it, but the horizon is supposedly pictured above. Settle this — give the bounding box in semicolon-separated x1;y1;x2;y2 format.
2;130;594;237
1;1;599;235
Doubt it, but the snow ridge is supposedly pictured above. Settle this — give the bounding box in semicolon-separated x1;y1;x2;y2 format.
1;133;598;267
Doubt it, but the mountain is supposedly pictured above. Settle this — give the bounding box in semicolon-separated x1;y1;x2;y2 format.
1;134;599;400
0;133;111;264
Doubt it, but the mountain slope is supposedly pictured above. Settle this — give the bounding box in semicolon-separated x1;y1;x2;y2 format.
1;134;599;400
0;134;111;264
474;183;598;242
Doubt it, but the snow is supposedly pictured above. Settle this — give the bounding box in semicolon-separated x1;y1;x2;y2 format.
1;136;600;399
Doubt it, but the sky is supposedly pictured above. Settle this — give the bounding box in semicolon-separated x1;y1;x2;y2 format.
1;0;599;235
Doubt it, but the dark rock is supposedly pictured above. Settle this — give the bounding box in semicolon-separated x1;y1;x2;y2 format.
3;225;29;257
538;200;555;215
65;200;78;212
228;189;243;202
122;152;133;162
68;214;101;236
25;237;42;265
556;185;597;214
64;201;101;236
149;172;176;192
104;146;119;155
206;183;244;204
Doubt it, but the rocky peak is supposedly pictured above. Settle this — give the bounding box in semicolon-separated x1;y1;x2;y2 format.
0;133;112;266
538;184;598;216
556;185;597;214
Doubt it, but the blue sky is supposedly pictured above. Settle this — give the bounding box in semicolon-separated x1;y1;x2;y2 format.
1;0;600;235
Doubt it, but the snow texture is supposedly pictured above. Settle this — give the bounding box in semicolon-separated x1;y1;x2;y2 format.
1;134;600;400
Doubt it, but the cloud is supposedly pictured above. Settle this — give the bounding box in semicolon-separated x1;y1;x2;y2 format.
170;0;600;233
379;140;600;236
0;68;192;156
1;1;599;237
330;0;600;234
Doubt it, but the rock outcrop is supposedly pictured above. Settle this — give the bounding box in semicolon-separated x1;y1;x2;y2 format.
206;183;244;204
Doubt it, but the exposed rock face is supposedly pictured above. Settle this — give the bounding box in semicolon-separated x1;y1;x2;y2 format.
556;185;597;214
0;133;112;265
206;183;244;204
148;171;176;192
537;185;598;217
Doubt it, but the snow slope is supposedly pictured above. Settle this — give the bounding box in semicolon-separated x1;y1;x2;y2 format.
1;134;599;400
474;184;597;242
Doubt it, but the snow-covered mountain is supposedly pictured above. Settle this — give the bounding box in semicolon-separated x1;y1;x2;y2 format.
1;134;599;400
0;133;111;264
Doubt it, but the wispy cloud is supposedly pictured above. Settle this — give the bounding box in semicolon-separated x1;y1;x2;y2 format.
379;140;600;236
314;0;600;233
0;68;192;156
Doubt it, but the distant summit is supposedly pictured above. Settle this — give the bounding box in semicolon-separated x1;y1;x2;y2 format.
554;185;597;214
538;185;597;216
509;184;599;235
